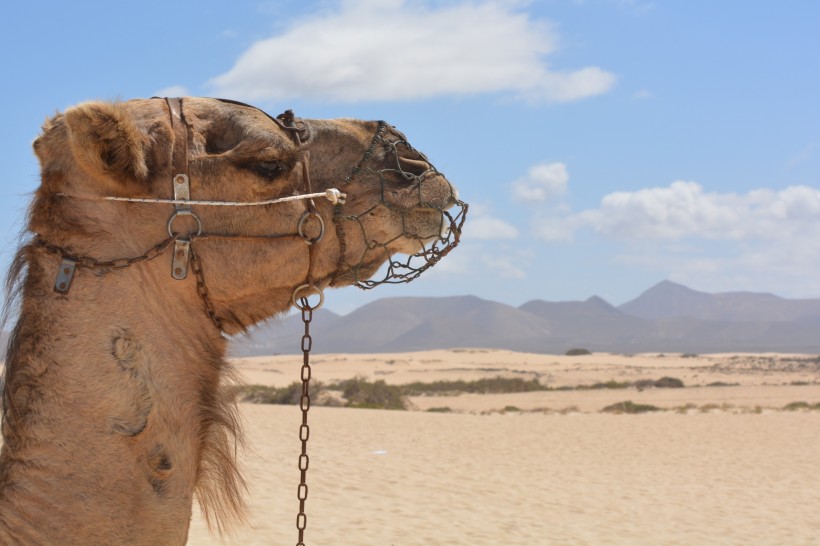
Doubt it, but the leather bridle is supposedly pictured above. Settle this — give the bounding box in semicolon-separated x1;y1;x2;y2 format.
161;97;329;327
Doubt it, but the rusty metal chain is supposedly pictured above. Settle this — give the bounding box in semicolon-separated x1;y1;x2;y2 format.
34;235;178;270
189;245;225;331
295;297;314;546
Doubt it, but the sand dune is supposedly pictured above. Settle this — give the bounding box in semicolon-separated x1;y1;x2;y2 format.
186;351;820;545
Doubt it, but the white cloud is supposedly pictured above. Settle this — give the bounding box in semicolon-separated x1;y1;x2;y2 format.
537;182;820;242
512;162;569;202
468;204;519;240
209;1;616;103
586;182;820;240
153;85;190;97
526;181;820;298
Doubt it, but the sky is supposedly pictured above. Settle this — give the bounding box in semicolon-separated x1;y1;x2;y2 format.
3;0;820;315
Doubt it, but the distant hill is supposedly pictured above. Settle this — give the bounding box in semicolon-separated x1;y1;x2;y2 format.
619;280;820;322
230;295;557;355
4;281;815;359
228;282;820;356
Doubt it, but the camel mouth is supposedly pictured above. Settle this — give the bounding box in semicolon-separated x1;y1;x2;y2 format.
331;194;467;290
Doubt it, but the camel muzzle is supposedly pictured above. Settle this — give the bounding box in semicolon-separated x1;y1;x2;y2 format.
330;121;468;290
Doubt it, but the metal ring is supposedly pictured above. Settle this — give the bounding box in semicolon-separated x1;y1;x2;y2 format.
167;210;203;239
292;284;324;310
297;211;325;245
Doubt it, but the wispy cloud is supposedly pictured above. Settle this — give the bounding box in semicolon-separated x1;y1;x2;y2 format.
786;141;819;169
209;0;616;103
468;204;520;240
435;242;529;280
512;162;569;202
529;181;820;295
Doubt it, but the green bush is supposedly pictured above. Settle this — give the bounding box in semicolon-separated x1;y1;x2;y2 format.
240;382;322;405
601;400;662;414
575;379;631;390
565;348;592;356
335;376;408;410
592;379;631;389
654;377;685;388
783;401;811;411
399;376;546;396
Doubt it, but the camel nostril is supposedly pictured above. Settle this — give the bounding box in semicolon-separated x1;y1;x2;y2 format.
398;156;432;179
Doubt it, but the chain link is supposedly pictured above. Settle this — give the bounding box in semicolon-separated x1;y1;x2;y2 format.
296;297;314;546
189;246;225;331
35;235;178;270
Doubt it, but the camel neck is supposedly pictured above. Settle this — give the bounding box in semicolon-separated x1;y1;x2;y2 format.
0;251;239;545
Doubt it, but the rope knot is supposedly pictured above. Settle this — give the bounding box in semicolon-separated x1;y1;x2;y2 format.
324;188;346;205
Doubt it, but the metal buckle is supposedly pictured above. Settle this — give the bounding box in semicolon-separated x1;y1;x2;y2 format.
172;240;191;280
54;258;77;293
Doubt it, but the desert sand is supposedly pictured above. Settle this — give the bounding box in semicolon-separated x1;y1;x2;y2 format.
185;350;820;545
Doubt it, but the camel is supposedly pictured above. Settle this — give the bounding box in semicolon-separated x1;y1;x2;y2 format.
0;97;464;545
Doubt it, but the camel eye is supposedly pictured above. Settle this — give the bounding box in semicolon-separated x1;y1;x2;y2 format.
249;160;284;179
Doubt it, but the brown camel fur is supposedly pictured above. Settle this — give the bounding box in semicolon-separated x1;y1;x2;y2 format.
0;98;458;545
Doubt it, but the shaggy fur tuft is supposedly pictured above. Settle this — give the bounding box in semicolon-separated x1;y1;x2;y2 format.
194;351;248;535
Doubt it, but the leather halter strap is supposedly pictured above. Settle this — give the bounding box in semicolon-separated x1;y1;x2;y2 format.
162;97;326;317
212;97;311;144
166;98;189;181
165;98;196;280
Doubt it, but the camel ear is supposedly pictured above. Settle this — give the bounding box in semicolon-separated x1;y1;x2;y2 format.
64;101;150;182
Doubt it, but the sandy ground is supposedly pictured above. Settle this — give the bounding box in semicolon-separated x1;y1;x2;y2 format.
185;351;820;545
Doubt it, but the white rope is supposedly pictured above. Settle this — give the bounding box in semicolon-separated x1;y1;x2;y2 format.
99;188;346;206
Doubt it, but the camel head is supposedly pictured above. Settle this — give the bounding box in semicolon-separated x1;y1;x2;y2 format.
30;97;465;334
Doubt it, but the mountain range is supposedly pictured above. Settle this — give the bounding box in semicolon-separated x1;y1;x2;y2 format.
230;280;820;356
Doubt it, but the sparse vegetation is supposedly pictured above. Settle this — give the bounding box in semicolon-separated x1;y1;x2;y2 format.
674;403;698;414
400;376;546;396
565;348;592;356
579;379;631;390
699;403;734;413
654;376;685;388
240;381;324;405
237;378;820;414
331;376;408;410
782;401;820;411
601;401;661;414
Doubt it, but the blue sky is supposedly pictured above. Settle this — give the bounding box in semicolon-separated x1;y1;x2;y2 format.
3;1;820;315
